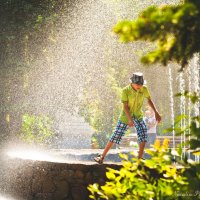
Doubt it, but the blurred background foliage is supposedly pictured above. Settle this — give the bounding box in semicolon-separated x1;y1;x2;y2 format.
20;113;54;145
0;0;69;146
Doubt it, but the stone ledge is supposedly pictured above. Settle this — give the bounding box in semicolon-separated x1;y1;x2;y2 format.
4;158;122;200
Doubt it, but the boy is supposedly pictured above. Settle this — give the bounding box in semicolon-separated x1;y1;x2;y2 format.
94;72;161;164
144;107;157;148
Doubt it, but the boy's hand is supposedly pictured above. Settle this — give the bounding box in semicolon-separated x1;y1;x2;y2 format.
128;120;134;127
155;112;161;123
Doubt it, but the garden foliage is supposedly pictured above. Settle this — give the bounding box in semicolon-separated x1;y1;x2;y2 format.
88;140;190;200
20;114;54;145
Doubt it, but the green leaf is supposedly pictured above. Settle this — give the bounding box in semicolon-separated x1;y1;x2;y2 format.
192;150;200;156
119;153;128;160
106;171;116;180
36;15;43;23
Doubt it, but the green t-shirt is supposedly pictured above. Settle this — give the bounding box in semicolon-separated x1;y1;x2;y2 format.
119;84;151;124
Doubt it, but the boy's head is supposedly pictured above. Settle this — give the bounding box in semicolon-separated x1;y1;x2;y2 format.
130;72;144;86
145;110;151;117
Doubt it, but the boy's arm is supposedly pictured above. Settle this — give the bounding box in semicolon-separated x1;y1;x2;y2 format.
123;102;134;127
147;98;161;123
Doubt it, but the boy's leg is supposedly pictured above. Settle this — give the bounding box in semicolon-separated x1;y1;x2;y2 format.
138;142;146;159
94;142;114;164
101;141;114;158
104;121;128;157
147;133;156;148
133;118;148;159
94;121;128;163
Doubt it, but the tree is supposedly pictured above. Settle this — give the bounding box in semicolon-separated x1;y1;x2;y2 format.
113;0;200;70
79;65;129;148
0;0;66;144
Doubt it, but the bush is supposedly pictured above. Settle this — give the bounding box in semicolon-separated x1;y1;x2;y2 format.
91;132;111;149
20;113;54;146
88;139;190;200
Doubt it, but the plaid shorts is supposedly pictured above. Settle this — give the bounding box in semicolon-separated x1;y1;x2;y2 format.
109;118;148;144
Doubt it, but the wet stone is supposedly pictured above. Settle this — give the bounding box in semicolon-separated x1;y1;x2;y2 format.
92;171;100;178
74;170;84;179
54;180;69;199
98;178;106;185
25;167;34;178
67;170;74;178
71;185;88;200
34;193;54;200
60;169;69;178
32;178;42;193
3;156;122;199
42;178;56;193
85;172;92;183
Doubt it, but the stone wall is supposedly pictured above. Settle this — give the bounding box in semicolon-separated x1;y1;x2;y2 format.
4;159;121;200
